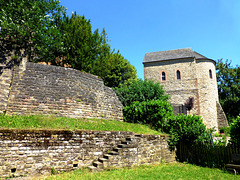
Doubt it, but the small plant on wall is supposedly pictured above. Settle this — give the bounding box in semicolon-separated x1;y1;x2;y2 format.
185;97;194;112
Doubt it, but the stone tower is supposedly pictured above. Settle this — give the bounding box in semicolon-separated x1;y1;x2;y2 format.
143;48;228;130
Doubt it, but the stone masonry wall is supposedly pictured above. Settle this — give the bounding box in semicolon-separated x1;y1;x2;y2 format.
1;60;123;120
144;59;200;116
0;54;15;114
144;58;228;130
216;102;229;130
0;129;175;178
0;68;12;114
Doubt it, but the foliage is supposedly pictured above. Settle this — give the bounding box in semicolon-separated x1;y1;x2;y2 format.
219;126;230;136
39;12;137;87
163;115;210;148
100;52;137;87
114;79;169;107
216;59;240;123
46;163;237;180
123;100;173;130
55;12;106;69
0;0;66;62
0;114;162;135
1;2;136;88
230;115;240;146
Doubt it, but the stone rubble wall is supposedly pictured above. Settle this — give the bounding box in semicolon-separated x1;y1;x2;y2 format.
0;60;123;120
0;129;175;178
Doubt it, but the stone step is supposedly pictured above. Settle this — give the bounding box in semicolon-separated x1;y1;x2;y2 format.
93;161;104;169
103;154;112;159
118;144;127;148
98;157;108;163
88;165;98;172
121;141;128;144
113;147;122;153
108;151;119;155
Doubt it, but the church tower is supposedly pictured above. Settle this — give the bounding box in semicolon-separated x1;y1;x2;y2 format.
143;48;228;130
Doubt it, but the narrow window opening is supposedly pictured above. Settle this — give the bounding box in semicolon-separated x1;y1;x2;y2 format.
162;71;166;81
209;69;213;79
176;70;181;80
73;164;78;167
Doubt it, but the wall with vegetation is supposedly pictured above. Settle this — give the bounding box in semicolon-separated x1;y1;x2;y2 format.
0;60;123;120
0;129;175;178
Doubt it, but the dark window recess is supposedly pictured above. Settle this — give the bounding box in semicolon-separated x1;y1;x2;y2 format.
11;168;16;173
176;70;181;79
172;104;187;115
209;69;213;79
162;72;166;81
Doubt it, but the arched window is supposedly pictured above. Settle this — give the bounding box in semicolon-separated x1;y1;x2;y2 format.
176;70;181;80
162;71;166;81
209;69;213;79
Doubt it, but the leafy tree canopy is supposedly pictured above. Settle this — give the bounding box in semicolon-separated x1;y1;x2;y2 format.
163;115;211;148
114;79;169;107
100;51;137;88
230;115;240;146
1;2;136;88
216;59;240;122
56;12;137;87
0;0;66;62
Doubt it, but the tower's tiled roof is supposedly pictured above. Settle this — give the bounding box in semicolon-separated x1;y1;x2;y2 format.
143;48;213;63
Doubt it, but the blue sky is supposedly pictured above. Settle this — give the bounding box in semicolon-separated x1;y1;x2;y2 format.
60;0;240;79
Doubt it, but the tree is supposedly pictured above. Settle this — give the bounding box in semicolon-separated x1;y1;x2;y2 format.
114;79;169;107
230;115;240;146
1;2;137;88
115;79;172;129
56;12;107;70
56;12;137;87
0;0;66;63
123;99;173;130
163;115;211;148
99;51;137;88
216;59;240;122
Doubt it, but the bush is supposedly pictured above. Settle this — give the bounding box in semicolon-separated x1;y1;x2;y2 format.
123;99;173;130
163;115;210;148
219;126;230;136
114;79;169;107
230;115;240;146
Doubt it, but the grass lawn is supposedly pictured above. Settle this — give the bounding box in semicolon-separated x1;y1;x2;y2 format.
44;163;239;180
0;114;162;135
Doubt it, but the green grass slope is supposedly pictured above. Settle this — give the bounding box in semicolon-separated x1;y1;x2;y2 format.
46;163;238;180
0;114;162;135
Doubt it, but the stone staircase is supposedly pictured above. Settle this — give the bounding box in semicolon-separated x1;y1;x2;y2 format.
88;135;139;171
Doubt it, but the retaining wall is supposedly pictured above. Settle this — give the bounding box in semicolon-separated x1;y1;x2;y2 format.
0;60;123;120
0;129;175;178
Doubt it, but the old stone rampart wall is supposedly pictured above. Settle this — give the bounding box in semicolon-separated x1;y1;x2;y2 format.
0;60;123;120
0;129;175;178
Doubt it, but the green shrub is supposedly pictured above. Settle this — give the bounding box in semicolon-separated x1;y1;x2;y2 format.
219;126;230;136
163;115;210;148
230;115;240;146
114;79;169;107
123;99;173;130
